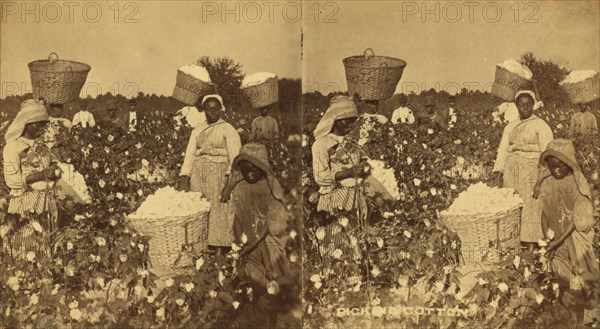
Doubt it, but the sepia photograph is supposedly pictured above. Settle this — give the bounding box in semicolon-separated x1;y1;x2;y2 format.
301;1;599;329
1;1;301;328
1;0;600;329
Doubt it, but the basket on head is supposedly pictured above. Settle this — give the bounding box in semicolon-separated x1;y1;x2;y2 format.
343;48;406;101
28;53;91;104
172;70;216;106
491;66;531;101
241;76;279;108
128;211;208;269
439;205;522;266
560;72;600;104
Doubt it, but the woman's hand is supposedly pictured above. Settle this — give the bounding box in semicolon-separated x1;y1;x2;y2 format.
177;176;191;192
44;164;62;181
354;159;371;177
546;241;559;252
489;171;503;187
220;186;232;203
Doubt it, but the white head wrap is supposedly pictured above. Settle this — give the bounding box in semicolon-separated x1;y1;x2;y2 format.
4;99;48;142
201;94;225;111
514;90;537;103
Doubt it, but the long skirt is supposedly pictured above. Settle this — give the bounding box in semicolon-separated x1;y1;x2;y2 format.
1;212;54;263
317;186;366;260
503;153;543;243
190;158;234;247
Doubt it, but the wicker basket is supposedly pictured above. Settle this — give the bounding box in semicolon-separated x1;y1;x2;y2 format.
491;66;531;101
561;73;600;104
439;205;522;265
28;53;91;104
343;48;406;101
129;211;208;268
241;76;279;108
172;70;216;105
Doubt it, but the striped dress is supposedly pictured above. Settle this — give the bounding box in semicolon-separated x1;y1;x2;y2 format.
2;137;58;260
493;115;553;243
311;134;367;258
188;119;241;247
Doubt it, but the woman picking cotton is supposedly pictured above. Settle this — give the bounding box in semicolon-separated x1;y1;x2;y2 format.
491;90;554;250
535;138;599;328
2;100;62;262
178;95;241;257
221;143;293;290
311;96;371;259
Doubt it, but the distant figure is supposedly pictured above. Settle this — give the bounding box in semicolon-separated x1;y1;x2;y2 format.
100;100;125;132
569;103;598;137
391;94;415;125
447;95;458;129
236;118;251;144
72;103;96;128
250;105;279;142
358;99;388;146
47;103;72;128
417;94;449;129
125;99;140;132
555;113;569;134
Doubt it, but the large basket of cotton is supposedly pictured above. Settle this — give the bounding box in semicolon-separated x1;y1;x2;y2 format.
491;59;533;101
559;70;600;104
172;65;216;105
128;187;210;268
241;72;279;108
439;183;523;265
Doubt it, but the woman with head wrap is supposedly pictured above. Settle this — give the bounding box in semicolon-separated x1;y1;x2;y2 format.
491;90;554;249
311;96;371;258
221;143;292;289
177;95;241;256
535;138;598;327
2;100;62;261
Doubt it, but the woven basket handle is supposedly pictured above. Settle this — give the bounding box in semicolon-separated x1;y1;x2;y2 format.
48;52;59;64
363;48;375;59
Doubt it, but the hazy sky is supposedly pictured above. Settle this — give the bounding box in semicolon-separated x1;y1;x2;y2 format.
1;0;301;98
303;0;600;95
1;1;598;98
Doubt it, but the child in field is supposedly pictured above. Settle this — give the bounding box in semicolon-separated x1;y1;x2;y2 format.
222;143;292;287
536;138;599;328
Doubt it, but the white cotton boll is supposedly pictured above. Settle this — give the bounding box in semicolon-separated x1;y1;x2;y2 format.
179;65;211;82
442;182;523;216
315;227;326;240
309;274;321;283
560;70;597;84
129;187;210;219
241;72;276;87
498;59;533;80
367;160;401;200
